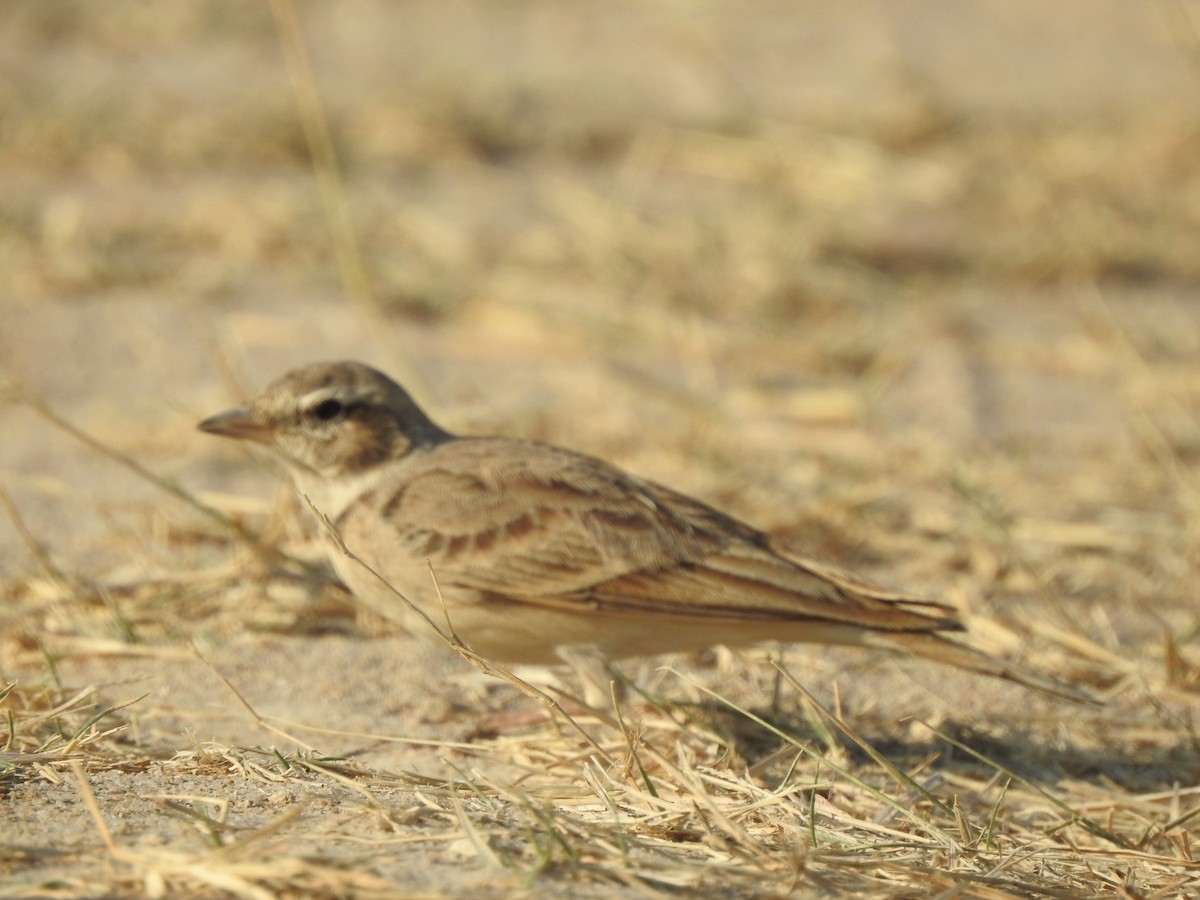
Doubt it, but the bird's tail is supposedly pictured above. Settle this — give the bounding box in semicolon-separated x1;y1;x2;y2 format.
863;631;1101;706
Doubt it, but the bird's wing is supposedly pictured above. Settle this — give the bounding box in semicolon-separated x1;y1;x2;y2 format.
364;437;958;633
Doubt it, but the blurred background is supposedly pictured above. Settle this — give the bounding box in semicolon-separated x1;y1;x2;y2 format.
6;6;1200;892
3;0;1200;650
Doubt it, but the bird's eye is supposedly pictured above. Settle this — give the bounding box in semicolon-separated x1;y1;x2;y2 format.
310;399;346;422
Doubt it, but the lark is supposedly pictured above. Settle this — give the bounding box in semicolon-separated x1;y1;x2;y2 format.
199;361;1094;705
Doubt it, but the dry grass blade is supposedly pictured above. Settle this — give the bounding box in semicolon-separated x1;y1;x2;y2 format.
62;754;417;899
189;640;318;752
0;486;75;599
1;682;142;778
266;0;377;316
612;684;660;801
771;659;955;818
9;390;310;573
664;666;957;846
915;719;1133;850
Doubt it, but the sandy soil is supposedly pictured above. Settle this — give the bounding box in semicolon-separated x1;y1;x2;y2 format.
4;2;1200;897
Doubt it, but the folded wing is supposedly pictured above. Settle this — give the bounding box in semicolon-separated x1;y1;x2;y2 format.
380;438;960;635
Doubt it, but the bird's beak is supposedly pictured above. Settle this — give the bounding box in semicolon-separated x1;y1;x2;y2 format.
197;405;274;444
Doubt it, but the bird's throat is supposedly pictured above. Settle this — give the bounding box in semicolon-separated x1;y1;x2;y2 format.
290;466;386;525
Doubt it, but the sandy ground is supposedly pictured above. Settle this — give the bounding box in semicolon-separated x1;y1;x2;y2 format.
4;2;1200;897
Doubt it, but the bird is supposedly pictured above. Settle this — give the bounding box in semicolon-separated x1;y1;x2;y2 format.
198;360;1096;706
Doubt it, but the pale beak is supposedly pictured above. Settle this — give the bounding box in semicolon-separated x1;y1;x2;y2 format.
197;405;274;444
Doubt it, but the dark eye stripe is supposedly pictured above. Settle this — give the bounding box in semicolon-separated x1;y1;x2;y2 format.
311;398;346;421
